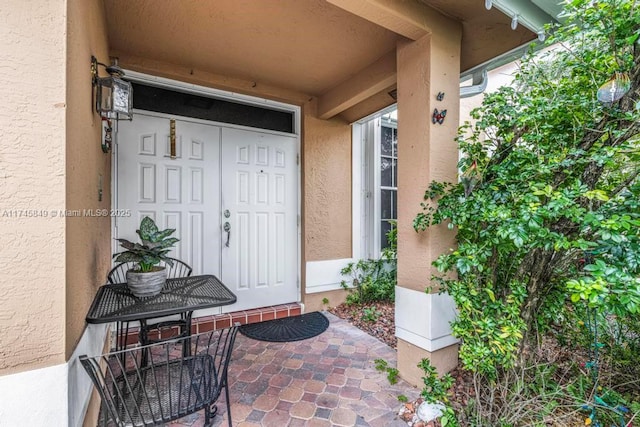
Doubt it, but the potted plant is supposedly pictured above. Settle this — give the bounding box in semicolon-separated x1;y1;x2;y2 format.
113;216;179;298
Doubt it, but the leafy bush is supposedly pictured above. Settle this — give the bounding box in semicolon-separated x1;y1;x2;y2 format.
341;223;397;304
418;359;454;404
414;0;640;378
414;0;640;424
361;306;381;323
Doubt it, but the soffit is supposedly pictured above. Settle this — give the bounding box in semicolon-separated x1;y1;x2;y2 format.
421;0;564;76
104;0;402;97
104;0;553;121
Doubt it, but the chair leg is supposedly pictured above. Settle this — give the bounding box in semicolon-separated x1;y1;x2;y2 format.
203;403;219;427
225;382;232;427
204;404;211;427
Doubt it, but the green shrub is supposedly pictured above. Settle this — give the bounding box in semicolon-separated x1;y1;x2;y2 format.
341;223;396;304
361;306;381;323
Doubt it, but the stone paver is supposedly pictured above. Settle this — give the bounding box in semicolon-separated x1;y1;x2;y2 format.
290;401;316;420
253;394;279;412
170;313;418;427
302;379;326;393
279;386;304;403
330;407;357;426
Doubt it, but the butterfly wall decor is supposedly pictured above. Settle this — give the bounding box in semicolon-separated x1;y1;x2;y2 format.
432;108;447;124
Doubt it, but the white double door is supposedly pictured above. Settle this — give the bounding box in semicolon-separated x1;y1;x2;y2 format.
116;113;298;311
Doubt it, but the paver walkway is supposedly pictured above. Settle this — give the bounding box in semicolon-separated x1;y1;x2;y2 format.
169;312;419;427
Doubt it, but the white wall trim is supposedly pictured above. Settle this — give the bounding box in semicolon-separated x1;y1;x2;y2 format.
0;323;108;427
69;323;110;427
305;258;353;294
0;363;68;426
395;287;459;352
351;123;362;260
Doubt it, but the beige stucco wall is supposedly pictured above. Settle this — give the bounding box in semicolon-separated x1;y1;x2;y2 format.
460;61;517;125
396;30;461;293
65;0;112;358
304;288;349;312
303;99;352;262
0;0;67;375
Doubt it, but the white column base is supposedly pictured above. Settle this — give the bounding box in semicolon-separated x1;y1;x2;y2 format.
395;286;458;352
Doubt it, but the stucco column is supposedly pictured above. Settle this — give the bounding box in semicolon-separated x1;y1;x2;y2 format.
395;27;461;385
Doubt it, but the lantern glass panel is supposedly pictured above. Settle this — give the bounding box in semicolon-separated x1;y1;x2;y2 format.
96;76;132;119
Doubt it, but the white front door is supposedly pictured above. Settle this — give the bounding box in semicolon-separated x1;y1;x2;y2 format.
115;113;298;311
221;128;299;311
116;114;221;276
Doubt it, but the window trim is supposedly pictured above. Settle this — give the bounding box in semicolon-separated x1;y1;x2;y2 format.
352;105;397;260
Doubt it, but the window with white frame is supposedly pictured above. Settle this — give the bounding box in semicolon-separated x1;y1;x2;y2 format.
356;108;397;259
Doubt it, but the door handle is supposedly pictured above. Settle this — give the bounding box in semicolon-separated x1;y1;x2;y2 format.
223;222;231;247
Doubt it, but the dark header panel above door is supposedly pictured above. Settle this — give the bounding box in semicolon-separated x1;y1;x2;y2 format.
131;82;295;134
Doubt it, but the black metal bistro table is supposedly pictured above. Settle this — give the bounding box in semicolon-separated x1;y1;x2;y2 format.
86;274;237;351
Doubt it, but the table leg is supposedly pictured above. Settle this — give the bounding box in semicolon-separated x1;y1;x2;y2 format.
115;321;131;367
183;311;194;358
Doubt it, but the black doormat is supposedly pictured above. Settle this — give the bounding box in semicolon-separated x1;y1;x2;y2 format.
238;312;329;343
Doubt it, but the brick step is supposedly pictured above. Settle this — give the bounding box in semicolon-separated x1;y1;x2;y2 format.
121;303;302;345
193;303;302;334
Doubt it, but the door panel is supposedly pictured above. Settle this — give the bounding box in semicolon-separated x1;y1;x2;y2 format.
116;115;221;277
221;127;298;311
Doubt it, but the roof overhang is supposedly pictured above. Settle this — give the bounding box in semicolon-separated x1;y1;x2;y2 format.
104;0;561;121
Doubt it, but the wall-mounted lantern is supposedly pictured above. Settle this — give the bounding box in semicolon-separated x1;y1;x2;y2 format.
91;56;133;120
91;56;133;152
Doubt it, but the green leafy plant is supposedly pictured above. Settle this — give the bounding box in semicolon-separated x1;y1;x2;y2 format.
374;358;399;385
113;216;179;272
418;359;454;404
361;307;381;323
397;394;408;403
416;359;459;426
341;223;397;304
414;0;640;378
413;0;640;422
322;297;329;306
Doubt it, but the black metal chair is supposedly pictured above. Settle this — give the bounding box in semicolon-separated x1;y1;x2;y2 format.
80;326;239;427
107;258;193;351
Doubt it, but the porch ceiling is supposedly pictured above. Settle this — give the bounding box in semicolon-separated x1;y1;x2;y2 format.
104;0;538;121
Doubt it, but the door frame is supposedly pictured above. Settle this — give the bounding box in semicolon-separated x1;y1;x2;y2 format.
111;71;302;306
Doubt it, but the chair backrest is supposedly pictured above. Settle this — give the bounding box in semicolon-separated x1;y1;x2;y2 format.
80;326;238;426
107;258;192;284
162;258;193;279
106;262;136;284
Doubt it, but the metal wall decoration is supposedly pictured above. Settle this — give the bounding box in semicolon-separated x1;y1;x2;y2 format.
597;72;631;103
436;92;445;101
432;108;447;125
102;120;113;153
